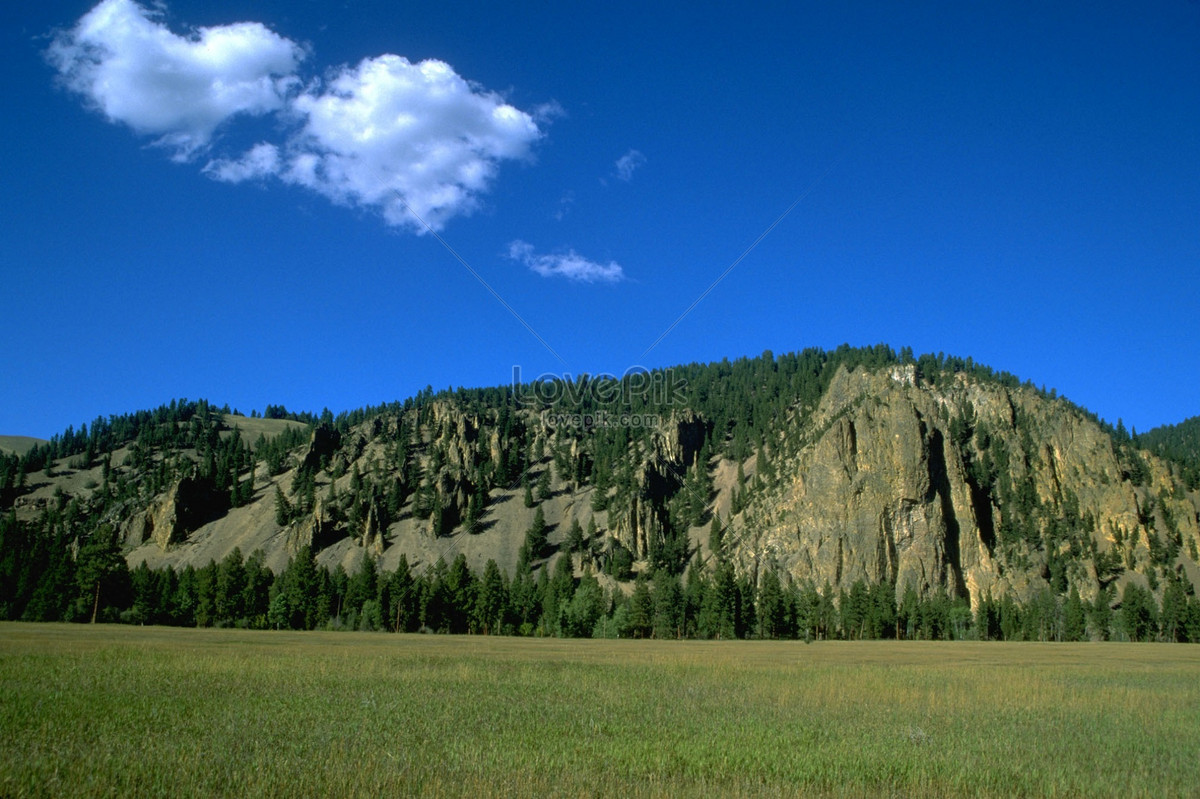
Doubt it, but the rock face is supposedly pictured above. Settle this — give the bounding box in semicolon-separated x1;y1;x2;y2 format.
121;476;228;551
301;425;342;474
730;366;1200;608
611;458;678;560
361;501;386;557
598;411;716;561
659;411;711;468
284;492;341;556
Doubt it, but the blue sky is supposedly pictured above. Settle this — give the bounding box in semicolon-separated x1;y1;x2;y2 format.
2;1;1198;439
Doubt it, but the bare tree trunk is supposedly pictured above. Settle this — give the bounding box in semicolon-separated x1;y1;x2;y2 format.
91;581;100;624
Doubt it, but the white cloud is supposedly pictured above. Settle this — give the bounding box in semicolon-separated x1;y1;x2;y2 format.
614;149;646;182
508;240;624;283
47;0;303;161
280;55;542;232
204;142;280;182
49;0;545;231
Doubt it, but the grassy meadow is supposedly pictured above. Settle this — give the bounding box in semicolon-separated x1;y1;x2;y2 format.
1;624;1198;797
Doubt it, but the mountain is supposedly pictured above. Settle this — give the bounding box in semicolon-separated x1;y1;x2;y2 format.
2;347;1198;639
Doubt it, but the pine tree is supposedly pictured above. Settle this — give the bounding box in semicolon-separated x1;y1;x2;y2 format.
215;548;246;625
430;493;449;537
519;506;548;568
868;581;896;640
708;516;724;559
626;575;653;638
542;554;576;636
237;459;256;506
444;554;475;634
700;561;737;640
173;565;199;627
1063;584;1087;641
241;550;272;626
586;517;598;561
652;571;684;639
817;581;837;640
757;569;785;639
1160;578;1189;642
566;517;585;555
474;559;508;635
388;554;417;632
347;554;378;625
735;572;756;638
282;545;318;630
563;574;604;638
1119;582;1158;642
274;486;293;526
897;583;919;639
508;568;538;634
194;561;218;628
590;467;610;511
75;524;127;624
755;447;771;485
129;562;157;625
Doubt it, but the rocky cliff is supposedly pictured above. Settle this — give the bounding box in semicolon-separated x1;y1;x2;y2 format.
727;365;1200;608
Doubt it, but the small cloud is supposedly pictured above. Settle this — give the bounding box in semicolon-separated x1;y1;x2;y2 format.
614;149;645;182
507;240;624;284
532;100;566;125
553;190;575;221
204;142;280;182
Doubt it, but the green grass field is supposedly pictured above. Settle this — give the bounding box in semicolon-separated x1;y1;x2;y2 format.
1;624;1198;797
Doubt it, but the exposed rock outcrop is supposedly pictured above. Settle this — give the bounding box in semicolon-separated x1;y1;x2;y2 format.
361;500;386;557
284;491;342;556
658;411;712;468
301;425;341;474
608;414;710;559
121;476;228;551
731;366;1200;608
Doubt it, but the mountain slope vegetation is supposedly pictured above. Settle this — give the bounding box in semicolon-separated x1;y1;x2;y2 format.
2;346;1198;641
1138;416;1200;491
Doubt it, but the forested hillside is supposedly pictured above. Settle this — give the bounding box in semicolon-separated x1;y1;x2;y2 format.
1138;416;1200;491
2;346;1199;641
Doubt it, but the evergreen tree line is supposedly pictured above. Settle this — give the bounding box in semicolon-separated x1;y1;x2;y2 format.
5;509;1199;643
